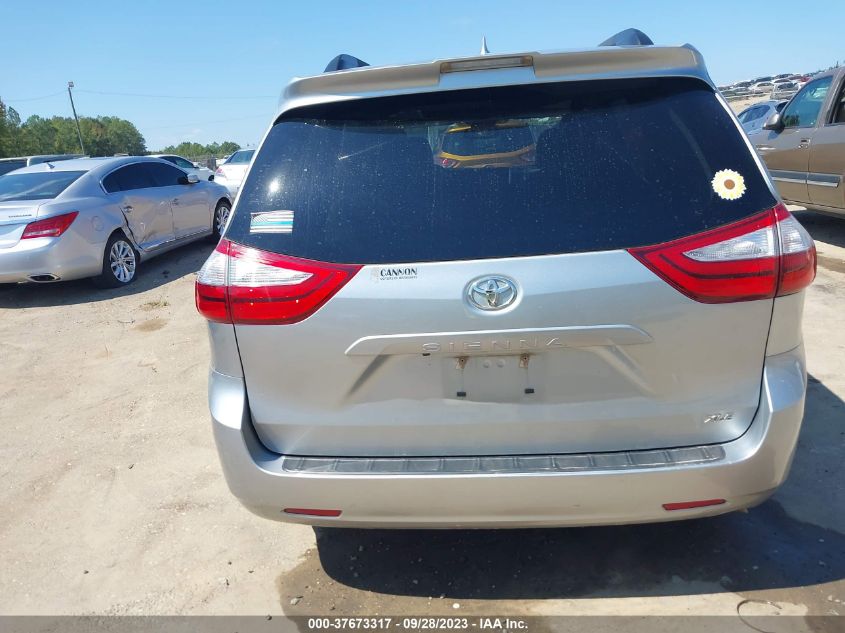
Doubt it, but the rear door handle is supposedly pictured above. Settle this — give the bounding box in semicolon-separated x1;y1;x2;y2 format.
121;205;133;214
799;138;811;148
171;198;180;206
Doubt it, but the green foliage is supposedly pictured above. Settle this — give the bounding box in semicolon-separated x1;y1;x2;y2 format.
158;140;240;157
0;99;23;156
0;97;146;158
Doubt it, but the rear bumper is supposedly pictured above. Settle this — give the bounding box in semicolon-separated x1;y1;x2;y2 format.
0;230;102;284
209;345;806;528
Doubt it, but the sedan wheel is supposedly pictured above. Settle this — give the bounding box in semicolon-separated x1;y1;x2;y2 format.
110;240;137;283
215;203;231;237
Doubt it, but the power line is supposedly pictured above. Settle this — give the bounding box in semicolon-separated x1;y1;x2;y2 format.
76;89;277;100
5;91;66;102
143;113;271;131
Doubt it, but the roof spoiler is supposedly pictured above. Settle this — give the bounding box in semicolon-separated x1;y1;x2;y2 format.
324;54;370;73
599;28;654;47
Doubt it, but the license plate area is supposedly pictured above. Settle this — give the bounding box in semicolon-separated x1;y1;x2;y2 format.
443;354;543;402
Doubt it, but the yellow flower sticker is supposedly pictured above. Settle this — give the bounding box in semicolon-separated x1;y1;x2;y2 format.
712;169;746;200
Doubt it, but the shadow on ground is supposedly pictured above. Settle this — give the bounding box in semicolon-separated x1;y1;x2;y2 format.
795;210;845;253
294;376;843;603
0;240;214;308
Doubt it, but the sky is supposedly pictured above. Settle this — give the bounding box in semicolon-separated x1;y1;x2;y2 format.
3;0;843;151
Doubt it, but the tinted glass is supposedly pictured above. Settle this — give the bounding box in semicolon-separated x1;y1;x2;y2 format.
173;157;194;169
0;171;86;201
833;81;845;124
782;76;832;128
0;160;27;176
228;150;254;164
103;164;156;193
147;162;186;186
228;78;776;264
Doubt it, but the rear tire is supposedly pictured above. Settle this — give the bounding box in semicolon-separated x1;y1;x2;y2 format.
92;233;139;288
213;200;231;240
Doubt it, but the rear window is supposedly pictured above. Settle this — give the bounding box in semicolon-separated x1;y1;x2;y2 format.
0;171;86;202
0;160;27;176
229;78;776;264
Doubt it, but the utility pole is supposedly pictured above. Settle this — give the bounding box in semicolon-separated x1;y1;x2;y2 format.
67;81;85;154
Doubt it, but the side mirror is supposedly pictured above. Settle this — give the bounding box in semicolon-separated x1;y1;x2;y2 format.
178;173;200;185
763;112;785;131
208;174;215;181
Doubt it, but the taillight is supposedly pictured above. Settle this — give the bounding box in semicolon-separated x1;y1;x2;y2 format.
215;167;224;175
775;208;817;295
196;239;362;325
21;211;79;239
628;204;815;303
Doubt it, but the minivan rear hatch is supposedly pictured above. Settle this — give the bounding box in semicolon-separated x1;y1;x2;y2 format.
223;77;779;458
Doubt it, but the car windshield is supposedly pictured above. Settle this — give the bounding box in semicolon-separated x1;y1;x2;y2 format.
0;171;86;202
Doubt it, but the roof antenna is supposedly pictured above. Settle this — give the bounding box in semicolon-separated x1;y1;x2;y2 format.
480;36;490;55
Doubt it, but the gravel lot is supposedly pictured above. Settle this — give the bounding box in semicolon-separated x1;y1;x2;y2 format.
0;211;843;623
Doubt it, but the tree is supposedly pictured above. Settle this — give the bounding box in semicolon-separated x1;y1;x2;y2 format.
0;97;22;156
157;140;240;157
0;110;147;158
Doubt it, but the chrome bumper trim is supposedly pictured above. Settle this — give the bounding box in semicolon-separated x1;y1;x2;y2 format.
280;445;726;476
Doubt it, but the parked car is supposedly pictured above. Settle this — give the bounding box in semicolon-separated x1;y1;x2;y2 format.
150;154;214;181
753;67;845;218
751;81;774;95
771;82;799;100
197;32;814;528
737;100;788;134
0;154;85;176
0;157;231;286
213;149;254;197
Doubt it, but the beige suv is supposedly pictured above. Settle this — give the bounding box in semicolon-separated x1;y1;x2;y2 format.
753;67;845;217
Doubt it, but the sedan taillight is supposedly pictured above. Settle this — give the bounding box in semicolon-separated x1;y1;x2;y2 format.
21;212;79;239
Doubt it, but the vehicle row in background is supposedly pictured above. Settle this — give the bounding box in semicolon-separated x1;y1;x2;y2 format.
720;73;814;100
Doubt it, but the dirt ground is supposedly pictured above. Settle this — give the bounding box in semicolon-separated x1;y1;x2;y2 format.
0;211;843;625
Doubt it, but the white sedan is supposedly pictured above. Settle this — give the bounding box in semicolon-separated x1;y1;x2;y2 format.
213;149;255;197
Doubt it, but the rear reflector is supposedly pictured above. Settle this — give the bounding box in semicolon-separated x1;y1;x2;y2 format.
196;239;362;325
628;204;815;303
283;508;342;517
663;499;726;511
21;211;79;239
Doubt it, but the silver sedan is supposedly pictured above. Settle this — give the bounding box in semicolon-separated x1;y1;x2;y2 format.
0;156;232;287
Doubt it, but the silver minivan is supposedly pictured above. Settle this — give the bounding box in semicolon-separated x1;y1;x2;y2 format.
197;36;816;528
